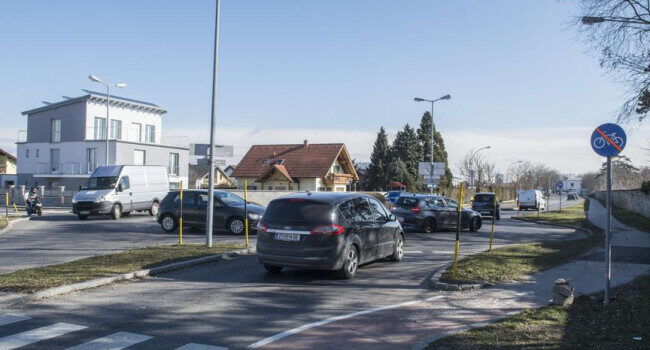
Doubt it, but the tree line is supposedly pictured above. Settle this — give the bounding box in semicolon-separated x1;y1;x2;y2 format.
356;112;453;192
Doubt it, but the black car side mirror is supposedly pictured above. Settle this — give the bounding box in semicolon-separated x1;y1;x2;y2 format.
388;214;397;222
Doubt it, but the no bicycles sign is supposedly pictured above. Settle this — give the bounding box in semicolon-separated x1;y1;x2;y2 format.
590;123;626;157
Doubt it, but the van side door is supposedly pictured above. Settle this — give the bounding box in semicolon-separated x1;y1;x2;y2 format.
116;176;132;212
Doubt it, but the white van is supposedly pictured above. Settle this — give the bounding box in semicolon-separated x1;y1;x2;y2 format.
517;189;546;211
72;165;169;220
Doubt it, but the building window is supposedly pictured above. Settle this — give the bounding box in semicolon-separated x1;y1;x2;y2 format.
86;148;97;173
25;149;29;158
134;150;146;165
94;117;107;140
35;149;39;158
131;123;142;142
168;153;179;176
110;120;122;140
51;119;61;143
145;125;155;143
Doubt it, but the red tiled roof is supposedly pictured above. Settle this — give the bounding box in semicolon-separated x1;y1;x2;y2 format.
231;143;355;179
257;164;294;183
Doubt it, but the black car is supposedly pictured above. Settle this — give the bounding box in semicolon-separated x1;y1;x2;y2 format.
471;192;501;220
157;190;265;235
390;195;482;233
256;192;404;279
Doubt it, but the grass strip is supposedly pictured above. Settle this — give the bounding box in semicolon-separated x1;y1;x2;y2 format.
428;275;650;349
0;216;22;230
0;243;244;293
595;199;650;234
440;202;602;284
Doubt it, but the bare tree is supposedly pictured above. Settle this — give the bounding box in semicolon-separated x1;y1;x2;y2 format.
511;161;561;191
577;0;650;122
456;150;496;191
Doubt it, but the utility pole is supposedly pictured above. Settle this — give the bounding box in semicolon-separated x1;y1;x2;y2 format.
413;95;451;193
206;0;221;247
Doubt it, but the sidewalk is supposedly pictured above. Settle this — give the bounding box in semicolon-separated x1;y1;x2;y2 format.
259;204;650;349
587;198;650;248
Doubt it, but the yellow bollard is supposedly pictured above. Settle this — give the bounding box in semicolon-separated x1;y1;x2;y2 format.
5;193;8;218
179;181;183;246
452;183;463;280
489;186;497;251
244;180;249;247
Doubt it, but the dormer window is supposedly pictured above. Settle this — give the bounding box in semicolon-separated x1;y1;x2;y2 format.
275;159;284;165
262;159;269;164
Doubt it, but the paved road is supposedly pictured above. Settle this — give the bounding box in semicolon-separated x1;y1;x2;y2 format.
0;211;249;274
1;213;584;349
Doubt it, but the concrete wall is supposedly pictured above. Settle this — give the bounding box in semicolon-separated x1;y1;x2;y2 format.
227;190;295;206
595;189;650;219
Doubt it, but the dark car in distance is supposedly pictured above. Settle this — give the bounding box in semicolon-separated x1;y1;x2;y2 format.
471;193;501;220
157;190;265;235
390;195;482;233
256;192;404;279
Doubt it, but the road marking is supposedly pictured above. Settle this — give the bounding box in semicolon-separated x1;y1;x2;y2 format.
66;331;152;350
404;250;423;254
0;322;87;350
175;344;229;350
247;295;445;348
0;314;30;327
431;250;453;254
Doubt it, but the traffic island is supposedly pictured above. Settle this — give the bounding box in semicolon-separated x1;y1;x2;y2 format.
426;274;650;349
0;243;250;307
0;216;29;234
432;201;602;290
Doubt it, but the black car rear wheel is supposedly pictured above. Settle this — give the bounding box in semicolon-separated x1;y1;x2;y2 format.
422;218;436;233
469;217;481;232
160;214;177;233
338;245;359;279
228;217;245;235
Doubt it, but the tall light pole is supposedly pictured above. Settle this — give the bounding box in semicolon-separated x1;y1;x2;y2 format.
89;75;126;166
414;94;451;194
206;0;221;247
506;160;523;184
470;146;490;189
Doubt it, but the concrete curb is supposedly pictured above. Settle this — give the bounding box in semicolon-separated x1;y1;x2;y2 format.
0;217;30;235
0;247;256;309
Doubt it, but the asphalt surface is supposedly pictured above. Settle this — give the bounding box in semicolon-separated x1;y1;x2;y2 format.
0;211;249;274
0;197;585;349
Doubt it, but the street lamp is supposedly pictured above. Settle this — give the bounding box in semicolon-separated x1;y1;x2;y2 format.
470;146;490;189
413;94;451;193
88;75;127;166
506;160;523;185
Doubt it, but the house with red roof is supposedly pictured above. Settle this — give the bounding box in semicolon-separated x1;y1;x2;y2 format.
230;140;358;192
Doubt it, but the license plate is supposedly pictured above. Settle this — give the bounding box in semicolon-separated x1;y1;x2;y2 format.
80;211;90;215
275;233;300;242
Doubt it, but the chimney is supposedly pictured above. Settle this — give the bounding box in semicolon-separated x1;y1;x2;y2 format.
303;139;309;147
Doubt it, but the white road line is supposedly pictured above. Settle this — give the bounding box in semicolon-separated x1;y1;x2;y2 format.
66;331;152;350
175;344;229;350
0;314;30;327
431;250;453;254
247;295;445;348
404;250;423;254
0;322;87;350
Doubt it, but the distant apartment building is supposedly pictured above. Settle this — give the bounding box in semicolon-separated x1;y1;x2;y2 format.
0;148;17;188
17;91;188;189
231;141;358;191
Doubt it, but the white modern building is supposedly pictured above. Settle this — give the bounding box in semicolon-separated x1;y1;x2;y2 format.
16;91;188;190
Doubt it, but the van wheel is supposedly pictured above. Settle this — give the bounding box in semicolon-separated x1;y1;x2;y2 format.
149;201;159;216
78;215;88;220
338;245;359;279
422;218;436;233
160;214;177;233
469;217;480;232
389;234;404;262
110;204;122;220
228;217;245;235
263;265;283;274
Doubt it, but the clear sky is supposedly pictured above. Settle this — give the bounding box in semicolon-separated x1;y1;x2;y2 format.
1;0;648;174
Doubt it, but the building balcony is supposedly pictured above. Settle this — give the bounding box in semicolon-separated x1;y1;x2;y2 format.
31;162;99;178
324;173;354;186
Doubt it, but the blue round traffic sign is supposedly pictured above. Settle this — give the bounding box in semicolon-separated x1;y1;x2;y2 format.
557;181;563;189
591;123;626;157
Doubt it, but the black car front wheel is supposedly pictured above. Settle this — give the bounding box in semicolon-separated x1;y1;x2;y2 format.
389;234;404;262
160;214;177;233
422;218;436;233
469;217;481;232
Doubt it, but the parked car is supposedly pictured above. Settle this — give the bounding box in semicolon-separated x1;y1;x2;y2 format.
390;195;482;233
73;165;169;220
517;189;546;211
567;190;579;200
157;189;265;235
256;192;404;279
471;192;500;220
385;191;410;204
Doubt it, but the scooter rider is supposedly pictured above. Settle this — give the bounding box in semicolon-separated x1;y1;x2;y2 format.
24;188;38;215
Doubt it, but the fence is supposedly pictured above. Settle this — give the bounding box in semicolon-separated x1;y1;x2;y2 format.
595;189;650;219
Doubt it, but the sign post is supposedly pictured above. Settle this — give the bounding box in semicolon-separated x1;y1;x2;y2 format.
244;180;249;247
591;122;626;306
556;181;563;212
489;186;497;251
179;181;183;245
452;183;463;280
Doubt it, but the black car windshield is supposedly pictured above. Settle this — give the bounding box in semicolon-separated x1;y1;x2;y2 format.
82;176;118;190
264;200;332;225
473;194;495;202
215;192;245;206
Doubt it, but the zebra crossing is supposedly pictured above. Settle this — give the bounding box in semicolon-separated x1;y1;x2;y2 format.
0;313;228;349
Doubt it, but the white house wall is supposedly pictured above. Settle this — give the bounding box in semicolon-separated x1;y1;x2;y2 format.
86;101;162;143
